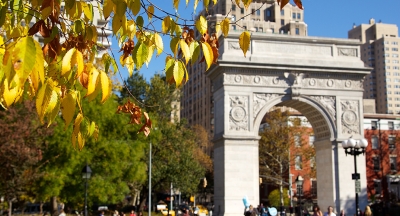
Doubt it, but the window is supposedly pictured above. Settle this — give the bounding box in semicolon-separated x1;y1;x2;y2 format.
231;25;236;30
374;180;381;195
259;27;263;32
393;48;399;51
373;157;380;171
266;10;271;17
294;135;301;147
390;156;397;171
295;28;299;35
295;155;302;170
372;136;379;149
241;8;244;14
243;26;247;30
394;54;399;58
270;28;274;33
232;5;236;11
252;9;256;14
281;19;284;25
309;135;315;146
311;180;317;196
388;121;394;130
256;10;260;16
393;42;399;45
297;13;301;19
292;12;296;19
281;10;284;15
371;120;378;129
231;15;236;21
389;135;396;149
296;181;303;196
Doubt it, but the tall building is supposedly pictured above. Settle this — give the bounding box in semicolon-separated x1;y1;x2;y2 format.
348;19;400;114
180;0;307;147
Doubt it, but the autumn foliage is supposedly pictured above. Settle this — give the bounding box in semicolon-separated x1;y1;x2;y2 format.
0;0;302;148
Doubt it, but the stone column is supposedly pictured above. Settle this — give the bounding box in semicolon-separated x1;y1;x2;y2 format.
214;137;260;216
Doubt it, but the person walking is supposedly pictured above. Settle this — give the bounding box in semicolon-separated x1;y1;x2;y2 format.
364;206;372;216
339;210;345;216
312;205;323;216
324;206;336;216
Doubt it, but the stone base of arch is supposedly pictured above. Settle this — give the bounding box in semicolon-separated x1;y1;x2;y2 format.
213;137;260;216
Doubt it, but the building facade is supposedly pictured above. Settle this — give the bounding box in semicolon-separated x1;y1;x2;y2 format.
348;19;400;114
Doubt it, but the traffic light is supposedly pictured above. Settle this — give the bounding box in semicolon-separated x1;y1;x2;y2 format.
203;177;207;188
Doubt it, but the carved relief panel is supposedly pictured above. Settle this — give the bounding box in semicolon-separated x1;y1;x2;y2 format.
310;96;336;121
253;93;280;119
229;96;249;131
340;100;360;135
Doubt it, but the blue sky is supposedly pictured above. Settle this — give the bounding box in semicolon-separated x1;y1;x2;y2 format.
111;0;400;81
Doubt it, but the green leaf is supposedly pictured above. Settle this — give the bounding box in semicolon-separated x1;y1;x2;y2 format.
136;16;144;30
133;42;149;70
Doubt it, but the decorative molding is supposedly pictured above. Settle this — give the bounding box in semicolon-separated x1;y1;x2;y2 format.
310;96;336;121
228;41;251;51
229;96;249;131
340;100;360;135
338;48;357;57
255;42;332;56
253;93;280;119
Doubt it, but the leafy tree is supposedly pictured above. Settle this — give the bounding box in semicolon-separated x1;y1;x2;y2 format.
268;188;290;207
0;101;53;216
259;109;315;208
0;0;303;148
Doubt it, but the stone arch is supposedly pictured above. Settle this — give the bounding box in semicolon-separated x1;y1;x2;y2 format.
252;95;337;141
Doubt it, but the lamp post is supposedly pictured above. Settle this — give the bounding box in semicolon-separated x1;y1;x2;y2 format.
82;164;92;216
341;138;368;216
295;175;303;216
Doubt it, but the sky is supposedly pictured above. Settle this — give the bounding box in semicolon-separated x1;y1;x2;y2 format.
110;0;400;82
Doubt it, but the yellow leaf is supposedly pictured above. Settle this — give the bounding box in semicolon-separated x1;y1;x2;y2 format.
78;132;85;150
115;0;127;16
170;37;179;58
242;0;252;9
12;37;36;87
145;45;155;67
62;48;75;76
221;18;230;37
178;60;188;84
87;65;100;96
215;23;221;35
120;55;134;76
41;6;52;20
165;57;175;84
186;0;190;6
130;0;141;16
189;41;200;65
2;78;23;108
172;60;181;87
103;0;114;19
99;71;111;103
194;0;199;11
239;31;251;57
162;16;171;34
154;33;163;56
173;0;180;10
179;39;190;65
82;3;93;21
133;42;149;70
201;42;213;70
212;0;217;5
235;0;240;6
147;5;154;21
203;0;209;11
90;26;98;43
112;14;123;35
35;79;59;124
73;113;83;135
61;91;77;130
71;50;84;78
30;40;44;93
46;89;61;127
196;15;207;35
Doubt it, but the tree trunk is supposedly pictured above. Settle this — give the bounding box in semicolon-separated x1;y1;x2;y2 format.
279;164;284;208
40;202;44;214
50;196;58;216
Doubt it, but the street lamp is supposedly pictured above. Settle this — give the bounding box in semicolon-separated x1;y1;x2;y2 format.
341;138;368;216
82;164;92;216
295;175;303;216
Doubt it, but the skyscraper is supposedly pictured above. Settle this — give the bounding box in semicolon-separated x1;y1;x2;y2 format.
348;19;400;114
180;0;307;154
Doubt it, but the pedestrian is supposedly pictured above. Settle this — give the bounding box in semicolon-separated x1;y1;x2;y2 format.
339;210;345;216
100;211;105;216
113;210;119;216
312;205;323;216
59;210;66;216
364;206;372;216
324;206;336;216
130;210;136;216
